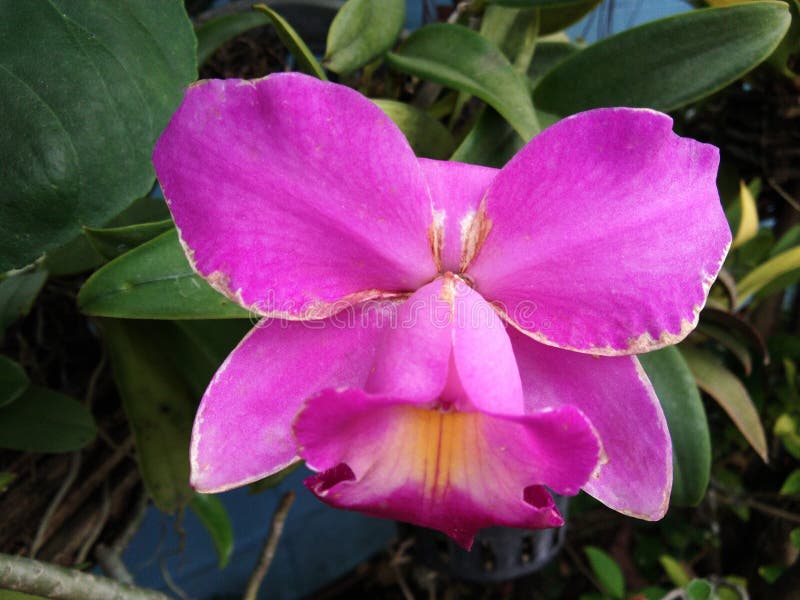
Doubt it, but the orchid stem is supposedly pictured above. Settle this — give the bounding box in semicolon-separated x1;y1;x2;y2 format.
0;552;169;600
243;491;295;600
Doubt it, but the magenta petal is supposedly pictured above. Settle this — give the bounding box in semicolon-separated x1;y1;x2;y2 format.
296;388;601;549
469;108;731;354
153;74;437;317
190;302;396;493
367;276;523;413
509;327;672;519
419;158;498;273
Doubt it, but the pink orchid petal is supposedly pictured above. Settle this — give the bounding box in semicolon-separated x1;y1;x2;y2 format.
295;388;601;549
153;73;437;318
509;327;672;519
419;158;498;273
469;108;731;355
367;276;523;414
190;302;396;493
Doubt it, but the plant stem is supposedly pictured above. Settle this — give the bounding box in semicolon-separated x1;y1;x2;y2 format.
243;491;295;600
0;552;169;600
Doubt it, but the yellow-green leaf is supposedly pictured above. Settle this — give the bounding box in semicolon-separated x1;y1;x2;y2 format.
737;245;800;304
681;346;768;462
732;180;759;249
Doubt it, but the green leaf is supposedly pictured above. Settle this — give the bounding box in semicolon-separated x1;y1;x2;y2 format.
770;224;800;257
190;493;234;568
0;270;48;334
779;469;800;495
166;320;251;398
774;413;800;459
0;385;95;452
697;323;753;376
489;0;593;6
78;230;250;320
681;346;768;462
790;528;800;549
195;11;271;66
0;471;16;493
660;554;691;587
0;355;28;408
758;564;784;584
768;0;800;76
480;5;540;74
686;578;713;600
732;180;760;249
253;4;327;80
737;245;800;304
639;347;711;506
325;0;404;73
527;41;580;86
42;233;104;277
539;0;602;35
584;546;625;599
534;2;791;115
0;0;196;271
386;23;540;140
100;319;196;512
249;462;302;494
451;106;524;167
84;220;174;260
372;99;455;159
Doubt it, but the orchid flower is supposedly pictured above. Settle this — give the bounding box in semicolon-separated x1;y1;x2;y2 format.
152;73;730;549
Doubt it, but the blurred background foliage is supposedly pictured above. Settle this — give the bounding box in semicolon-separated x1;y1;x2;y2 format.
1;0;799;598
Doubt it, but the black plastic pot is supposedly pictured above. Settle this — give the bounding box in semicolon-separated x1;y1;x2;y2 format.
414;495;569;583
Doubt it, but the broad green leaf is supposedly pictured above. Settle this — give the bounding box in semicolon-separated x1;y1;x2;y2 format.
43;196;171;276
195;11;271;66
584;546;625;599
732;180;760;249
78;230;250;320
42;233;104;277
325;0;405;73
85;220;174;260
539;0;602;35
737;245;800;304
0;270;48;334
686;578;713;600
768;0;800;75
534;2;791;115
0;385;95;452
489;0;593;6
167;320;251;398
527;41;580;86
0;355;28;408
100;319;196;512
386;23;540;140
480;5;540;73
681;346;768;462
190;493;234;568
451;106;524;167
780;469;800;495
253;4;327;80
660;554;691;587
639;347;711;506
373;99;455;159
0;1;196;271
